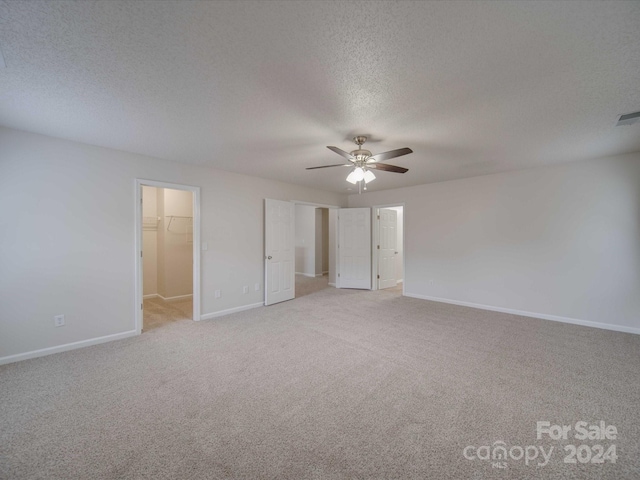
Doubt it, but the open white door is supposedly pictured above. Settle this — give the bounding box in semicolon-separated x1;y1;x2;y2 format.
338;208;371;289
265;199;295;305
378;208;398;289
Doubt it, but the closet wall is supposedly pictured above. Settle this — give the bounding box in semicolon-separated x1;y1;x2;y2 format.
315;208;329;276
143;186;193;299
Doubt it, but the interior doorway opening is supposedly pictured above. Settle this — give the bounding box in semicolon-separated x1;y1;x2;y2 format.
294;205;331;298
135;179;200;334
141;186;193;330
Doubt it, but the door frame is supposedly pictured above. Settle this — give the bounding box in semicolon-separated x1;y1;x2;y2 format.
135;179;201;334
371;203;405;294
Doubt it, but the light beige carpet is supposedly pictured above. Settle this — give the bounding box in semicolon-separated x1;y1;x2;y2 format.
143;296;193;331
295;274;331;298
1;286;639;479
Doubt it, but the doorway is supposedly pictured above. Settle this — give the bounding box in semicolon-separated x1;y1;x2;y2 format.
135;180;200;333
264;199;339;305
373;205;404;293
294;205;331;298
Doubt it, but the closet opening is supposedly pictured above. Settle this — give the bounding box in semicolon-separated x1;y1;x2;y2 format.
135;180;200;333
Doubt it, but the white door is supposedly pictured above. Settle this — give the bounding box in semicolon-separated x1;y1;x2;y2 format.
378;208;398;289
265;199;295;305
338;208;371;289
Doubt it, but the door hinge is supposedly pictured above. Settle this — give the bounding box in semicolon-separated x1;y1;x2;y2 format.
141;303;143;310
377;215;380;219
377;245;380;249
140;251;143;257
377;275;380;279
338;273;340;277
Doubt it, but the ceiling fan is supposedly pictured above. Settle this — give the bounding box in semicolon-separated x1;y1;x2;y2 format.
306;136;412;192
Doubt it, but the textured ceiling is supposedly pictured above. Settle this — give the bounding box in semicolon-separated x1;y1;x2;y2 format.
0;0;639;193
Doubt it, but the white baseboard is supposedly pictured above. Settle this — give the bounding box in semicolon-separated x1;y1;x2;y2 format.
0;330;139;366
328;282;336;287
200;302;263;321
295;272;316;278
397;279;404;284
157;293;192;302
404;293;640;335
315;274;324;277
143;293;158;299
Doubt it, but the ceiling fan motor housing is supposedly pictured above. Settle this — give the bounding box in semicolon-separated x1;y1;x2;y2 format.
351;136;373;164
350;149;372;163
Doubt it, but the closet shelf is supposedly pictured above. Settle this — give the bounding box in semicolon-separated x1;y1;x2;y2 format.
143;216;161;231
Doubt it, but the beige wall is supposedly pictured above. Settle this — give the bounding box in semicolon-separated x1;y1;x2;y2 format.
0;127;346;360
321;208;329;274
314;209;323;275
328;209;337;285
158;188;193;299
350;153;640;332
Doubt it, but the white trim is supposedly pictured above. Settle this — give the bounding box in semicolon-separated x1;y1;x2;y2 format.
157;293;193;302
328;282;336;287
143;293;193;301
200;302;263;321
135;179;201;334
295;272;317;278
404;293;640;335
291;200;341;209
0;330;139;366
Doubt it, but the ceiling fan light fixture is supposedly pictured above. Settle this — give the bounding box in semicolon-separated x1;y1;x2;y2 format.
346;170;359;184
352;167;365;182
363;170;376;183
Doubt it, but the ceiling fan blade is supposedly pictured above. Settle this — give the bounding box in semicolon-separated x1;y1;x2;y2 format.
306;163;352;170
369;163;408;174
327;146;354;160
368;147;413;163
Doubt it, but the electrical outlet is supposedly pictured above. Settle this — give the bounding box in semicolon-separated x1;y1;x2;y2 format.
54;314;65;327
254;283;260;291
214;290;221;298
243;286;249;294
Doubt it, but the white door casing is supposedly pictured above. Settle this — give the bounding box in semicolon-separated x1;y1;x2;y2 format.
265;199;295;305
135;179;200;334
338;208;371;289
378;208;398;289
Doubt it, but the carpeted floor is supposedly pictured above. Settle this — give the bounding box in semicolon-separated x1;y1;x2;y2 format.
143;296;193;331
1;286;639;479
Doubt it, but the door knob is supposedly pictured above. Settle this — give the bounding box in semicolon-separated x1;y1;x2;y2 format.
267;256;272;260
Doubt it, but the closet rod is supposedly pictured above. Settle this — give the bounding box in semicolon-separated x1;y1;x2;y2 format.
166;215;193;231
